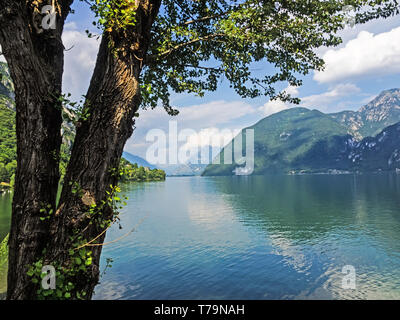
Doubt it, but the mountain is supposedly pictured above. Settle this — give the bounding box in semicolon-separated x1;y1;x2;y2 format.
123;152;209;176
203;108;351;175
158;163;208;176
122;151;157;169
330;89;400;139
203;89;400;176
343;122;400;172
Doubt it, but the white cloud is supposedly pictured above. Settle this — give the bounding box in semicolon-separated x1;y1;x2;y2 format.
301;83;361;109
176;100;256;128
178;127;241;164
182;127;240;149
314;27;400;83
259;83;362;116
285;86;299;96
125;100;258;157
136;100;256;131
0;23;99;92
62;25;100;100
64;21;78;30
316;14;400;57
259;99;290;116
259;86;299;116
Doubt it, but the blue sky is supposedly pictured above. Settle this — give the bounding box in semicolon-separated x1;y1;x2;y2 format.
40;3;400;158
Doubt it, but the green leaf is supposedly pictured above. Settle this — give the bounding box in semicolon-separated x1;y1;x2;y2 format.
85;257;93;266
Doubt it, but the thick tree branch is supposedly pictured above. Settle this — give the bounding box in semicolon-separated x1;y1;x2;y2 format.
181;12;229;25
146;33;226;63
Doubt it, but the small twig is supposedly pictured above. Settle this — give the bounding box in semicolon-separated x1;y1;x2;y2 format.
85;213;148;247
64;45;74;51
75;212;149;250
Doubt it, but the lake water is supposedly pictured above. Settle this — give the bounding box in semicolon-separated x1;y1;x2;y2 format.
1;174;400;299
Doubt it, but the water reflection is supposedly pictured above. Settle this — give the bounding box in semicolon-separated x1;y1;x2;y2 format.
207;174;400;299
1;174;400;299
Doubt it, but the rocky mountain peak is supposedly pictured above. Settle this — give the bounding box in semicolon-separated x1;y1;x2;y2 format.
359;88;400;122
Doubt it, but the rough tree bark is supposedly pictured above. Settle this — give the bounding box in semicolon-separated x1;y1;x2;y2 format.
43;0;162;299
1;0;161;300
0;0;73;300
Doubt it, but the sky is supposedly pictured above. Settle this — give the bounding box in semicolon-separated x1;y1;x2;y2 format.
2;2;400;161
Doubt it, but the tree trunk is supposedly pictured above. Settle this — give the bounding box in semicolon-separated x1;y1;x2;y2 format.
43;1;161;299
1;0;160;300
0;1;72;299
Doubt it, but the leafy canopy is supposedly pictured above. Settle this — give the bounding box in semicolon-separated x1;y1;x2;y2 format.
81;0;400;114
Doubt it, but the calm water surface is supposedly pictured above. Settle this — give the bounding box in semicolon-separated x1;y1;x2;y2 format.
1;174;400;299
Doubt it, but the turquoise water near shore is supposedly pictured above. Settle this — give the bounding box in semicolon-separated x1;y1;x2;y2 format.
1;174;400;299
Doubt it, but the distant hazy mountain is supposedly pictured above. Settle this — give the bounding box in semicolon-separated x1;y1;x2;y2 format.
122;151;158;169
120;156;207;176
158;163;208;176
203;89;400;176
157;151;211;176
